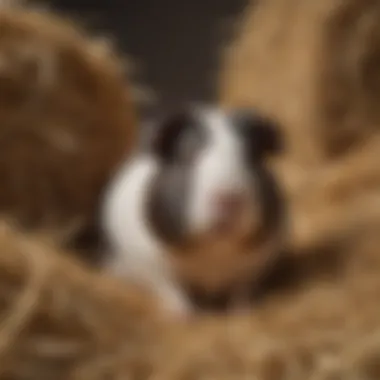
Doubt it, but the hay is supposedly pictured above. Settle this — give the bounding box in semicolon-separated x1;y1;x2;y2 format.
220;0;380;165
2;218;380;380
0;5;137;247
0;222;168;380
219;0;380;252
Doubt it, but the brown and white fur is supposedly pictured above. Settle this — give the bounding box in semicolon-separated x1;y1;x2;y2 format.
101;105;286;316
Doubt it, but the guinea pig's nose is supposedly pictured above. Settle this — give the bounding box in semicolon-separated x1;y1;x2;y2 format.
214;191;245;218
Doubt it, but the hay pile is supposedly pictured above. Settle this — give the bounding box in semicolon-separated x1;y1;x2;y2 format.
0;222;167;380
1;213;380;379
0;0;380;379
0;5;137;249
220;0;380;252
220;0;380;165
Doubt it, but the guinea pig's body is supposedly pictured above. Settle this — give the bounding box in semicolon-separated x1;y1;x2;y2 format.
102;105;286;315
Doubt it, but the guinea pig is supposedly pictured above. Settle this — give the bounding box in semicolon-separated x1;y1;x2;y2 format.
101;104;286;316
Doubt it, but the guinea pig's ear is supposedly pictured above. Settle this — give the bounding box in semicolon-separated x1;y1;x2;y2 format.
232;109;284;159
140;110;191;162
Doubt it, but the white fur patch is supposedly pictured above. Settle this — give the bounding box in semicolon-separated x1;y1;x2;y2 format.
101;155;191;315
187;106;256;234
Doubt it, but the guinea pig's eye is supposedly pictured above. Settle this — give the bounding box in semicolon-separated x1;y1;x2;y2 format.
177;131;202;163
142;109;202;163
232;110;283;160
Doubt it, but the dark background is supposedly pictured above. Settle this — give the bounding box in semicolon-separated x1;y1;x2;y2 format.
46;0;247;108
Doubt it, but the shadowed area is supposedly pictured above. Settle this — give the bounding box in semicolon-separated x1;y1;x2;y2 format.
45;0;247;107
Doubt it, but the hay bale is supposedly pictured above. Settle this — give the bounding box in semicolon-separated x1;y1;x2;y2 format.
0;6;137;246
220;0;380;166
0;221;167;380
219;0;380;251
2;217;380;380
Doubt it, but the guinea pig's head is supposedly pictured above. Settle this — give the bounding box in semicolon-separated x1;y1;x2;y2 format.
141;105;286;302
